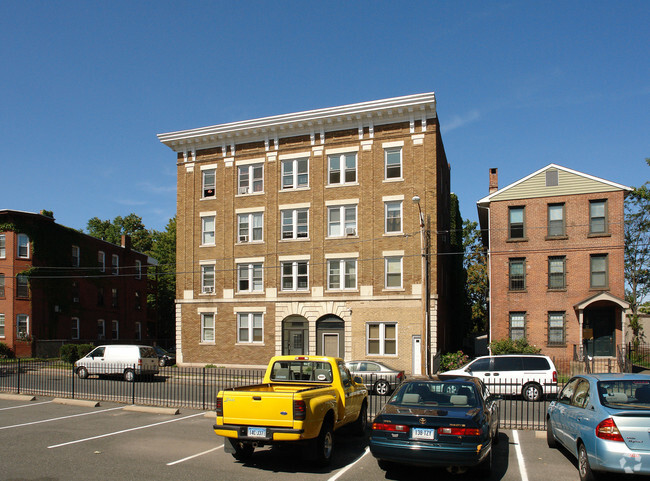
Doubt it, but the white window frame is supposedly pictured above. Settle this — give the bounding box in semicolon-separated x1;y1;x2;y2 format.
281;261;309;291
237;312;264;344
111;288;118;308
71;246;80;267
281;158;309;190
201;215;216;246
509;312;526;340
384;147;402;180
111;320;119;340
17;314;29;339
237;163;264;195
71;317;80;340
97;319;105;340
112;254;119;275
385;201;403;234
385;256;403;289
281;209;309;240
17;234;30;258
327;259;357;290
201;313;215;342
366;322;398;356
327;205;357;237
0;234;6;258
135;260;142;280
237;263;264;293
98;251;105;272
202;168;216;198
0;313;5;338
201;264;215;294
237;212;264;243
328;152;357;185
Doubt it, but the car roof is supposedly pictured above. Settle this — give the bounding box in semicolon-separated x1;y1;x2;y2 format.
406;374;481;384
572;373;650;382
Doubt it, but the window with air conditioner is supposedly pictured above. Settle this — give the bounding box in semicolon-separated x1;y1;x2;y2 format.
238;163;264;194
328;205;357;237
202;265;215;294
237;212;263;243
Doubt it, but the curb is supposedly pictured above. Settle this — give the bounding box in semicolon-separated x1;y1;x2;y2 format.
53;398;100;407
0;393;36;401
204;411;215;418
123;405;180;415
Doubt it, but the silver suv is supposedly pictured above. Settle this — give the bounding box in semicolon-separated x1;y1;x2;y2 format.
444;354;558;401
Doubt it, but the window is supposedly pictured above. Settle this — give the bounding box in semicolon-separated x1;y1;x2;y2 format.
367;322;397;355
97;319;105;340
17;314;29;339
509;258;526;291
111;288;118;308
112;254;119;275
385;201;402;234
202;168;216;198
72;281;79;303
281;261;309;291
508;207;525;239
0;314;4;337
0;234;5;258
0;274;4;297
238;263;263;293
237;212;263;243
509;312;525;340
98;251;105;272
327;205;357;237
548;204;565;237
238;164;264;194
135;260;142;280
328;153;357;185
97;287;104;306
201;265;215;294
237;312;263;343
135;291;142;310
281;158;309;189
589;200;608;234
17;234;30;258
384;148;402;179
202;215;216;245
385;257;402;289
16;275;29;298
327;259;357;290
111;320;119;340
201;313;215;342
281;209;309;239
135;322;142;340
548;256;566;289
548;312;565;345
72;246;80;267
590;254;608;288
71;318;80;340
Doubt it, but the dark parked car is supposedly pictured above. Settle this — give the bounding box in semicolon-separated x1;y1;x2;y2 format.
153;346;176;367
370;375;500;476
345;360;405;395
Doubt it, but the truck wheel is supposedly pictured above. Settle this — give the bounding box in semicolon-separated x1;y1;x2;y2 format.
374;380;390;396
351;402;367;435
124;369;135;382
77;367;89;379
229;439;254;461
314;419;333;466
522;382;542;402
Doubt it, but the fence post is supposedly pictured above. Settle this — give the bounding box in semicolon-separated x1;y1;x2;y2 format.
16;358;21;394
71;362;75;399
202;368;206;411
132;363;136;405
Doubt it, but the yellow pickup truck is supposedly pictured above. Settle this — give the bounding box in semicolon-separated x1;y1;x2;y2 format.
214;355;369;465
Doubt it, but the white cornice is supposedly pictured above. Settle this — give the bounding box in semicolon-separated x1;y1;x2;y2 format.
157;92;437;153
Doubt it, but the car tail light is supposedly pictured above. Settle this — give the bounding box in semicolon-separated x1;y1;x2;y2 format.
596;418;624;442
552;371;558;383
372;423;409;432
216;396;223;416
397;372;404;382
438;427;482;436
294;400;306;421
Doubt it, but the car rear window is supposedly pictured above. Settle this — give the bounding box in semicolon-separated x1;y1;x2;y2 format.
598;380;650;409
391;382;479;408
522;357;550;370
270;360;333;383
139;347;157;358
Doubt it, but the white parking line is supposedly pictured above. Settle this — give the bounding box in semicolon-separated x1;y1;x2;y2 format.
48;412;207;449
167;445;223;466
0;401;53;411
328;446;370;481
0;406;124;430
512;430;529;481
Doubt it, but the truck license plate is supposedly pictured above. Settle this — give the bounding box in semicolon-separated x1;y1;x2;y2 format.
247;427;267;438
411;428;436;440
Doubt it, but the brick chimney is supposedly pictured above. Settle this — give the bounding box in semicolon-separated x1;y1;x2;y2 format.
489;168;498;194
121;234;131;251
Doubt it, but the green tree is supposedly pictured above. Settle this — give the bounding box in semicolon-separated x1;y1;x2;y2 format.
463;219;488;334
147;217;177;342
86;213;153;253
625;158;650;348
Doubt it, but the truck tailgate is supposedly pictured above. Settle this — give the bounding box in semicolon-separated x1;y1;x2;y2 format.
222;390;296;428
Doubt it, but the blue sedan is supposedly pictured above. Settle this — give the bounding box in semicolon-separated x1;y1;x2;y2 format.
547;373;650;481
369;375;499;476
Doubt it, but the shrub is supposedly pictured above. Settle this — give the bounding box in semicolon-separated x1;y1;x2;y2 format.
60;344;79;364
440;350;470;371
0;342;13;359
76;344;94;359
489;338;541;355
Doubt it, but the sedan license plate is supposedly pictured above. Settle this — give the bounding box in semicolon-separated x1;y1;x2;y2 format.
247;427;267;438
411;427;436;440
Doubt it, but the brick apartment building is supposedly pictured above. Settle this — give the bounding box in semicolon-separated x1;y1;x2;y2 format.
477;164;632;360
0;210;158;357
158;92;453;373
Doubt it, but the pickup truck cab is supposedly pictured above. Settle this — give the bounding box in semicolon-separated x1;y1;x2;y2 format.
214;355;368;465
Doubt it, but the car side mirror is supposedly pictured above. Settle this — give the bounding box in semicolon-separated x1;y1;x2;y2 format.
353;376;364;385
464;367;472;373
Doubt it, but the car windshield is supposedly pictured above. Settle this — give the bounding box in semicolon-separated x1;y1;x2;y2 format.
598;380;650;409
390;382;479;408
153;346;167;355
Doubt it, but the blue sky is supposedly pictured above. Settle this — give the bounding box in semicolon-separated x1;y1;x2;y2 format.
1;1;648;232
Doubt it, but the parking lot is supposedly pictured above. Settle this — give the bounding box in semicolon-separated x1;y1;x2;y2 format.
0;394;593;481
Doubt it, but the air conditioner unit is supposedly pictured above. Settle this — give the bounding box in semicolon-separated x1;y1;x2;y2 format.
345;227;357;236
238;187;249;195
203;286;214;294
239;235;249;243
72;297;80;303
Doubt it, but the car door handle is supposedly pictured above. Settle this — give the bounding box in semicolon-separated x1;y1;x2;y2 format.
485;373;491;376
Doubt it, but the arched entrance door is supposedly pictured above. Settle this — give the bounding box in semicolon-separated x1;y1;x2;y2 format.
316;315;345;358
282;315;308;355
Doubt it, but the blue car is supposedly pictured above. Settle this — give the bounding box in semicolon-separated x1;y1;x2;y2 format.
369;375;500;476
547;373;650;481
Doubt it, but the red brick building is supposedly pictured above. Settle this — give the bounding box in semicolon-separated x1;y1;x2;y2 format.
0;210;158;357
477;165;632;359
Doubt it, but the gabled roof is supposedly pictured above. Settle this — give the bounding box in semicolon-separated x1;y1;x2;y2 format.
574;291;629;311
477;163;632;206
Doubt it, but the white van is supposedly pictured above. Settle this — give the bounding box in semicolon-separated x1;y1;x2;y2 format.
444;354;558;401
74;345;159;381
